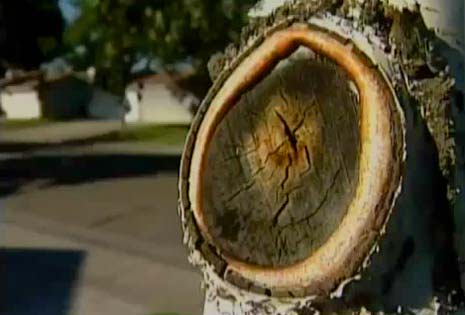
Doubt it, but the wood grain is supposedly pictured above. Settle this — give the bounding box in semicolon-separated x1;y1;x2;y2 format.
202;49;360;267
184;23;405;293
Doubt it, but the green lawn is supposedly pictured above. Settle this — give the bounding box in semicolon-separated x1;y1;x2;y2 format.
0;118;51;129
92;124;190;145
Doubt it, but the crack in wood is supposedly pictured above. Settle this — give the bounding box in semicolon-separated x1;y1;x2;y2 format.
280;153;292;190
275;109;298;153
202;53;361;266
273;194;291;226
222;145;258;162
303;145;313;174
225;180;256;203
279;166;342;230
262;140;287;164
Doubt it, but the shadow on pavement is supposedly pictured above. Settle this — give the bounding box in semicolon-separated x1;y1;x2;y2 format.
1;248;86;315
0;154;180;197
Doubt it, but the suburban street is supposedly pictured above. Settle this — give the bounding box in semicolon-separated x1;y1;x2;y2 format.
1;0;464;314
0;123;203;315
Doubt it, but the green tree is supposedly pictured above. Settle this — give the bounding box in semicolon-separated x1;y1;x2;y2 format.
0;0;64;116
0;0;64;75
64;0;255;97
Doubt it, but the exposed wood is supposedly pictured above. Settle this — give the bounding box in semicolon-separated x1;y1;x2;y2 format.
179;0;464;314
184;23;405;295
202;49;360;268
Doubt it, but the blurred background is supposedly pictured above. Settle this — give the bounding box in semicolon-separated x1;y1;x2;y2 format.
0;1;257;315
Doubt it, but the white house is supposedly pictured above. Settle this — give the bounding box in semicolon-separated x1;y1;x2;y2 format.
1;73;123;120
1;80;41;119
125;73;197;124
1;70;199;124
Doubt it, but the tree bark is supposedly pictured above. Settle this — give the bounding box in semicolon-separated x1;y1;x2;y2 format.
179;1;464;314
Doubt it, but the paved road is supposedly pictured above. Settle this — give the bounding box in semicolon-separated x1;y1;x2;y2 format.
2;220;203;315
0;150;203;315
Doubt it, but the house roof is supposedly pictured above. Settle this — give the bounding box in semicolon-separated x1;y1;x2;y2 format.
129;72;193;99
1;71;90;94
130;72;186;85
0;70;42;89
41;73;89;86
2;79;39;93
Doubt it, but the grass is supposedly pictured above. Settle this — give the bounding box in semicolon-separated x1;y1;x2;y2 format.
92;124;190;145
0;118;51;129
0;119;190;146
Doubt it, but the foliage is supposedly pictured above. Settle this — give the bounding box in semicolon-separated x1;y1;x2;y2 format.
0;0;64;75
64;0;255;96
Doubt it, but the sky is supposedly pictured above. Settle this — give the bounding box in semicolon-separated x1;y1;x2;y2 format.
58;0;81;24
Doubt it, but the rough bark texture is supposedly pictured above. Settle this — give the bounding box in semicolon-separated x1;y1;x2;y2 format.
178;0;464;314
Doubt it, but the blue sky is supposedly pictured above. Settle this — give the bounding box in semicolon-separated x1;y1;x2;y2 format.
58;0;80;24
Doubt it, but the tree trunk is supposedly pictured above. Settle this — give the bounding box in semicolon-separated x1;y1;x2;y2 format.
179;1;465;314
0;86;4;118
